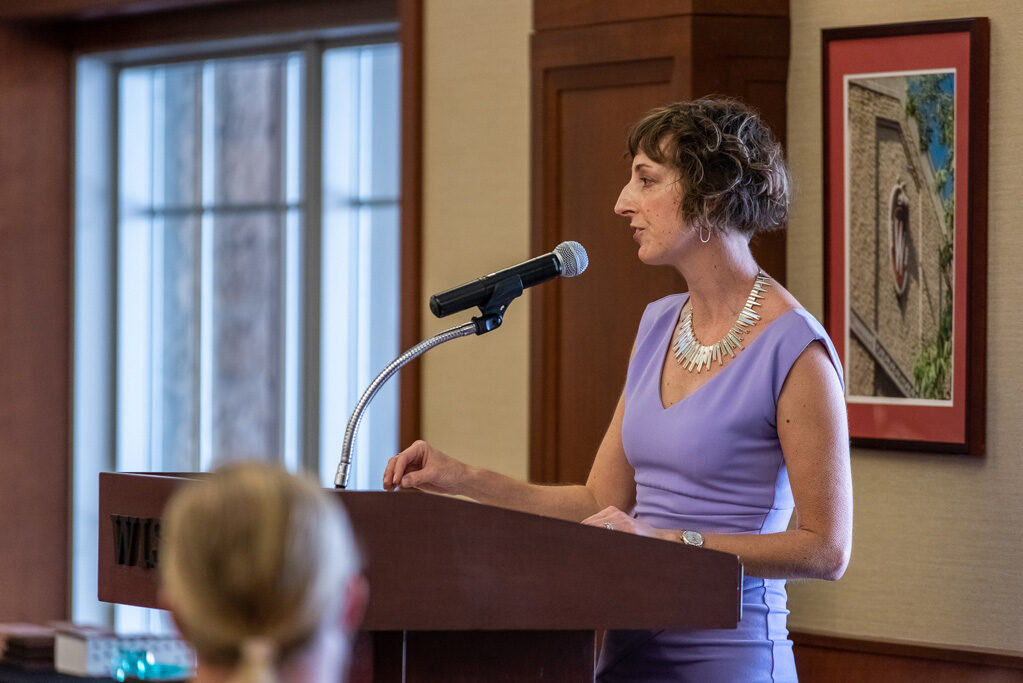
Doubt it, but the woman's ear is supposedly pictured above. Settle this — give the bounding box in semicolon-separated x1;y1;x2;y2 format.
340;574;369;633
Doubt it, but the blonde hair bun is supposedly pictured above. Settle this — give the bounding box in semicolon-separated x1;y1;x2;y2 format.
161;462;360;682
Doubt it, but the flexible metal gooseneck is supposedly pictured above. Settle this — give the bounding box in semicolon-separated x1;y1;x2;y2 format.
334;321;477;489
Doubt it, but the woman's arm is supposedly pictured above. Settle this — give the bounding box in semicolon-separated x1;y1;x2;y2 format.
383;391;637;522
583;341;852;580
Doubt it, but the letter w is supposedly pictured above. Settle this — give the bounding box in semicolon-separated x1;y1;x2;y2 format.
112;515;140;566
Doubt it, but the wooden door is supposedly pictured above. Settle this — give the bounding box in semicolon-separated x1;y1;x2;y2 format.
530;3;790;484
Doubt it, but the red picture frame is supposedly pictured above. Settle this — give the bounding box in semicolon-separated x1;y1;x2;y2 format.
822;19;989;455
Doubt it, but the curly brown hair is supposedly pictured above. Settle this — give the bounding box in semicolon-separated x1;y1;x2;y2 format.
626;98;790;237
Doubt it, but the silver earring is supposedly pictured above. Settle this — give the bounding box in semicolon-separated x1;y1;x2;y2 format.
699;225;711;243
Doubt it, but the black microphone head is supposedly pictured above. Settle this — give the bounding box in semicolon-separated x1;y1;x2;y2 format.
554;241;588;277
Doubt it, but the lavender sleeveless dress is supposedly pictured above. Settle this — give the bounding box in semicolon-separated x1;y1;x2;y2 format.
596;293;843;683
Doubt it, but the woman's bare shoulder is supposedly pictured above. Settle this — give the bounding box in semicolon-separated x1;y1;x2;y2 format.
759;275;804;325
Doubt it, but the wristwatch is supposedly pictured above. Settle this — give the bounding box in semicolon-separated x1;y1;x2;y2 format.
680;529;704;547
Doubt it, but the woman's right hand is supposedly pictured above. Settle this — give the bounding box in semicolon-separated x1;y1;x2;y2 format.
382;440;469;495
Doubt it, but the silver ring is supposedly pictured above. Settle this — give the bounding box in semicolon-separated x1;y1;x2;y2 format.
604;522;614;531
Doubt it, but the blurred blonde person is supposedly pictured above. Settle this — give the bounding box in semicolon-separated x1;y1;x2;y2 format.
160;462;368;683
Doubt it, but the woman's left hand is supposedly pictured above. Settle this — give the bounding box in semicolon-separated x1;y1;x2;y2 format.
581;506;673;542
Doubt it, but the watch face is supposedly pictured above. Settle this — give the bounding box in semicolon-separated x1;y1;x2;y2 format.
682;530;704;547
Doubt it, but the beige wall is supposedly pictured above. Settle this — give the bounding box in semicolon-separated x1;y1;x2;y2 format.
786;1;1023;654
420;0;1023;655
420;0;532;479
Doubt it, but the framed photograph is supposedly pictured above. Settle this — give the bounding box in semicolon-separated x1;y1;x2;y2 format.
822;19;989;454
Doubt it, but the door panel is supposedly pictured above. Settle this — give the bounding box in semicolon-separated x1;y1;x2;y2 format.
530;4;790;484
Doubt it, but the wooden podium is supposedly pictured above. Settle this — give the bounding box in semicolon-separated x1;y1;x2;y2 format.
99;472;742;681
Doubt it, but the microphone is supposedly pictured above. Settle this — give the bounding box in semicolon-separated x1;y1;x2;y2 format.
429;241;589;318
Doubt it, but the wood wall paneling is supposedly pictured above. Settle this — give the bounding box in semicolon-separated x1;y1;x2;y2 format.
531;18;691;483
0;23;73;621
530;8;790;484
533;0;789;32
397;0;421;447
792;631;1023;683
69;0;398;53
692;14;790;284
0;0;244;21
540;71;684;484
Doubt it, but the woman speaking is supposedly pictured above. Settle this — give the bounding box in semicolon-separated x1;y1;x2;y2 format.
384;97;852;682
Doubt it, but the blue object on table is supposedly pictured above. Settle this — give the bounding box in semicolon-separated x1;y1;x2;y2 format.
113;650;190;682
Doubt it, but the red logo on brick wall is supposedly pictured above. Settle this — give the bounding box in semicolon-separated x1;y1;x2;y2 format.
889;185;910;297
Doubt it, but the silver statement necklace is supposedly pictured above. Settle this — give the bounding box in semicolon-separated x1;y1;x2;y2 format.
672;271;770;373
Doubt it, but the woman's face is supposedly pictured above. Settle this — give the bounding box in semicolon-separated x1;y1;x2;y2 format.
614;152;694;267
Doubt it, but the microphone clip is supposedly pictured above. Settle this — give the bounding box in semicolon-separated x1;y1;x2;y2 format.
471;275;524;335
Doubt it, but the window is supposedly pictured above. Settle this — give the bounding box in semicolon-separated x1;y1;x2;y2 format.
72;35;400;629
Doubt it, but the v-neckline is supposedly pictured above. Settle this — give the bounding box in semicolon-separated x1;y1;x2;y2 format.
656;294;800;411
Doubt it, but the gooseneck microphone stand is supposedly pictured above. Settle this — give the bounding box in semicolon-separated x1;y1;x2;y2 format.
334;277;523;489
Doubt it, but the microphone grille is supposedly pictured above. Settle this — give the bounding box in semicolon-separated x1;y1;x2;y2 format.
554;241;588;278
